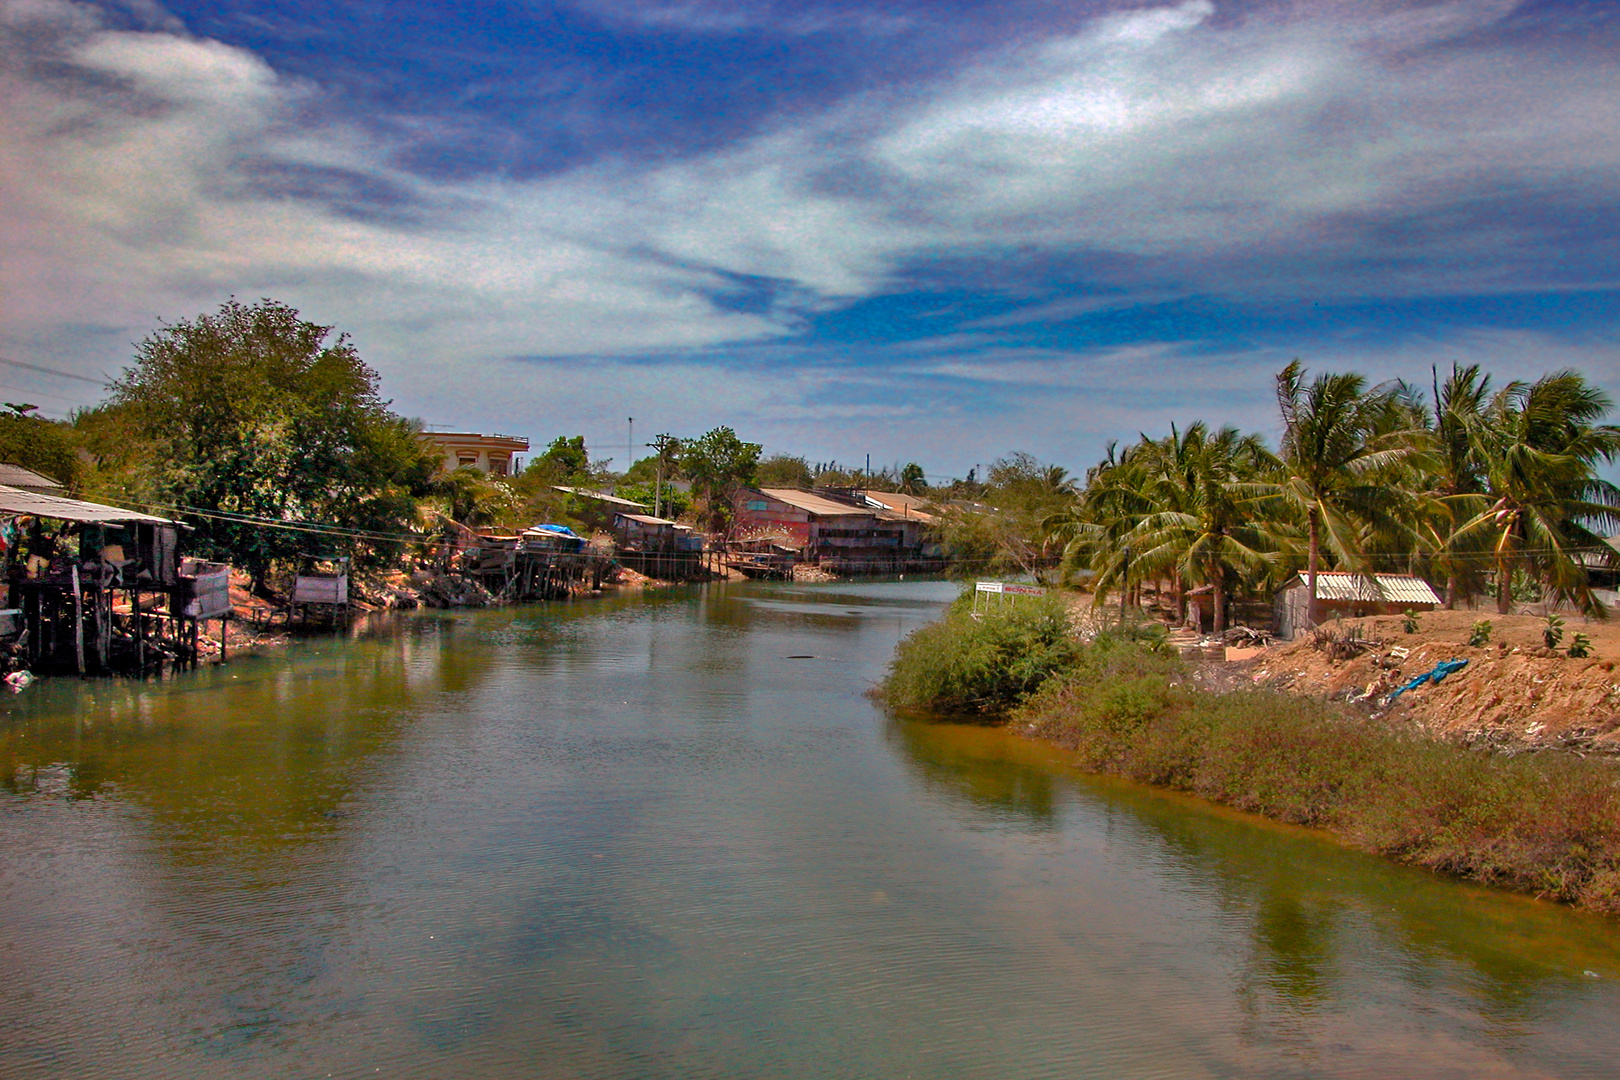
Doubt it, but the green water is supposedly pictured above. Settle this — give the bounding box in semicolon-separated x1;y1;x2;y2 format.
3;580;1620;1078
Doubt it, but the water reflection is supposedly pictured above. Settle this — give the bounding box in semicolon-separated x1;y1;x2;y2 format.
887;719;1060;826
887;710;1620;1075
6;580;1620;1080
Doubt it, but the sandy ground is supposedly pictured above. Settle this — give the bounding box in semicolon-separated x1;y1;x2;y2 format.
1243;609;1620;753
1059;590;1620;754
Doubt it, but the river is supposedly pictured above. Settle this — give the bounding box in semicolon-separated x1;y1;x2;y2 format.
3;579;1620;1078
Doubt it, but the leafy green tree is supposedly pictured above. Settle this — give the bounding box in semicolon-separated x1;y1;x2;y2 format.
0;407;81;490
681;426;761;534
756;453;813;489
938;453;1076;578
106;298;438;586
537;435;590;480
1111;424;1281;632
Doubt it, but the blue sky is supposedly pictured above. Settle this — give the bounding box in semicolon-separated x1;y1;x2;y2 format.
1;0;1617;479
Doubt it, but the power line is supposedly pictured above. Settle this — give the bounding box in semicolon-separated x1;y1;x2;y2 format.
0;355;107;386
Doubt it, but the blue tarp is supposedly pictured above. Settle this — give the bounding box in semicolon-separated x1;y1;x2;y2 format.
1386;658;1469;703
530;524;581;538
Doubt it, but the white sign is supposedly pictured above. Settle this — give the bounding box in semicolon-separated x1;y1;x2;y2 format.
975;581;1046;596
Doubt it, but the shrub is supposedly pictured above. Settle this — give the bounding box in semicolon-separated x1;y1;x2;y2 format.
879;591;1081;715
1569;633;1593;659
1402;609;1419;634
1468;619;1492;647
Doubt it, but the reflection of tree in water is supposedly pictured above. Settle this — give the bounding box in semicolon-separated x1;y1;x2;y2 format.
884;718;1058;827
0;623;451;1054
877;715;1615;1056
1233;890;1340;1056
1105;782;1607;1053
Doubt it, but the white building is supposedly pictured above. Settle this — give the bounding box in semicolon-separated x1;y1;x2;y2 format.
417;431;529;477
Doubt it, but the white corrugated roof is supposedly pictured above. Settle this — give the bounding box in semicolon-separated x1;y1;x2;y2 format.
0;484;174;525
1293;573;1441;604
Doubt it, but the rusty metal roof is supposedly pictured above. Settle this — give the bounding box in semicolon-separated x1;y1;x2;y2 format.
1290;573;1442;605
0;484;174;525
753;488;874;517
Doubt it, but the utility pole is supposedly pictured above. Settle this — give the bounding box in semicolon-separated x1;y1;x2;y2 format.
648;433;679;519
627;418;634;486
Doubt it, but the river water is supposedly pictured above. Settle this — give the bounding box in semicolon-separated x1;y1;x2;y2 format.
4;579;1620;1079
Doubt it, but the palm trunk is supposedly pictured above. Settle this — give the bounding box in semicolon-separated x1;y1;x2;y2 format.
1211;560;1227;634
1496;554;1512;615
1444;573;1458;610
1306;509;1321;628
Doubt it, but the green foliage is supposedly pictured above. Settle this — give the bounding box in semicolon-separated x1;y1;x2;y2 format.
755;454;813;489
1468;619;1493;647
936;452;1077;577
682;426;761;533
900;462;927;493
0;410;81;490
105;298;437;580
879;592;1081;715
1542;613;1565;650
1511;568;1544;604
537;435;590;479
1568;632;1593;659
1402;609;1419;634
617;481;690;519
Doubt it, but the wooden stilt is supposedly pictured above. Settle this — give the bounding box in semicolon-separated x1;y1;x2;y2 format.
70;565;85;676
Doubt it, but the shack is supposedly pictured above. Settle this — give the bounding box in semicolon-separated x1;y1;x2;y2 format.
553;487;650;532
1275;572;1442;639
0;484;223;674
612;513;705;580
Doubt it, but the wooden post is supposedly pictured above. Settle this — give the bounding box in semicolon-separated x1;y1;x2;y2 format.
133;587;146;672
71;565;85;676
218;617;227;663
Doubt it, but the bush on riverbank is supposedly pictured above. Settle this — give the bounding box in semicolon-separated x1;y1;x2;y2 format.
1014;649;1620;913
879;592;1082;715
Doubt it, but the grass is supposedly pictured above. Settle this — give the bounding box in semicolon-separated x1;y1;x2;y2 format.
880;598;1620;914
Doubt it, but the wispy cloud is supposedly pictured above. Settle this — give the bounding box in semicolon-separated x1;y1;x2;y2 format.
1;0;1617;470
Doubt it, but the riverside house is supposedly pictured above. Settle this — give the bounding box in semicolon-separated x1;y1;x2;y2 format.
732;488;939;573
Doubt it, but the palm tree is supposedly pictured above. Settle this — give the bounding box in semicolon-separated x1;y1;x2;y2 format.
1272;361;1424;627
1422;363;1493;607
1114;423;1282;632
1452;371;1620;614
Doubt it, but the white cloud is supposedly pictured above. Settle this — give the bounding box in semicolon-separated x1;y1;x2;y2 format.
1;0;1617;468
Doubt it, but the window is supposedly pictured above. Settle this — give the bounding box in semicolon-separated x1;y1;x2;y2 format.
745;500;768;512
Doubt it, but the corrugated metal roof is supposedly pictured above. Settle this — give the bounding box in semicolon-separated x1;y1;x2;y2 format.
0;463;65;492
753;488;873;517
616;512;675;526
1293;573;1442;604
864;491;932;512
0;484;174;525
553;486;650;510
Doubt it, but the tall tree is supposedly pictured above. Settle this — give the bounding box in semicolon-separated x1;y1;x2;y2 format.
682;426;761;534
1273;361;1421;626
106;298;437;585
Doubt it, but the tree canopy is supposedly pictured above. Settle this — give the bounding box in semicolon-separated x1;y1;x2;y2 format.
103;298;437;582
